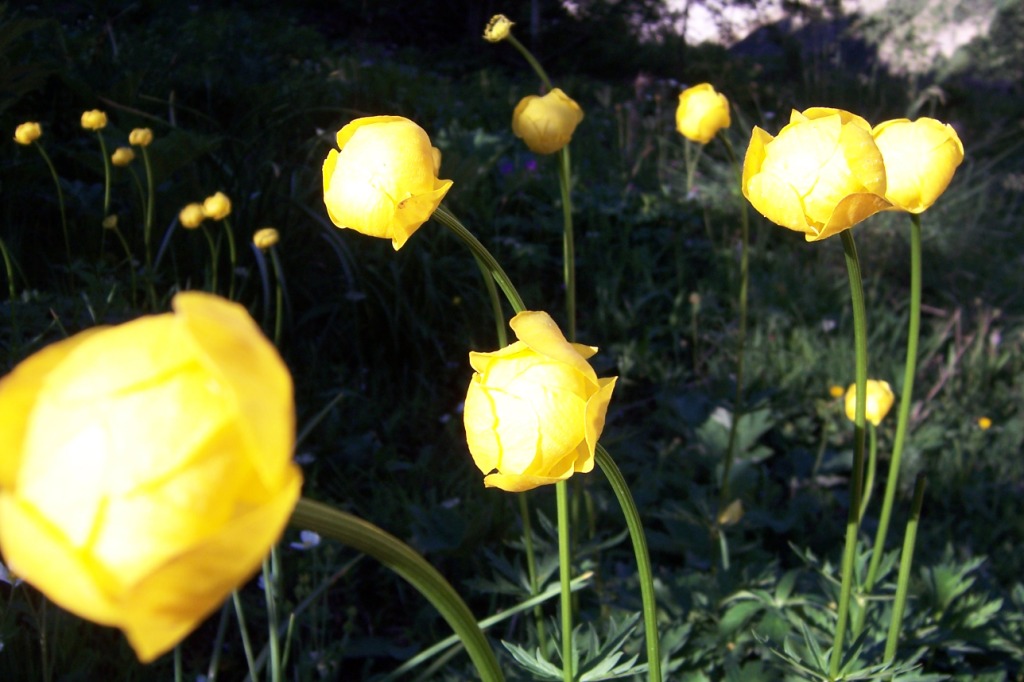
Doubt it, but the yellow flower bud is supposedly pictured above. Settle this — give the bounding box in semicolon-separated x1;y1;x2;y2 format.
0;292;301;663
81;109;108;131
178;202;206;229
102;214;118;230
676;83;731;144
512;88;584;155
202;191;232;221
742;107;891;241
829;384;845;399
872;117;964;213
129;127;154;147
111;146;135;166
844;379;895;426
14;122;42;145
322;116;453;250
483;14;514;42
977;416;992;430
463;311;617;492
253;227;279;251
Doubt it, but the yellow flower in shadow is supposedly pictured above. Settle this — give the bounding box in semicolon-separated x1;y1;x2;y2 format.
179;203;206;229
512;88;584;155
111;147;135;167
253;227;279;251
14;122;41;145
483;14;514;42
81;109;108;131
676;83;731;144
0;292;301;663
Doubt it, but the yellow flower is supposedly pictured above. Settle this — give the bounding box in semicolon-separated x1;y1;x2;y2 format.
977;416;992;430
253;227;279;251
676;83;731;144
179;203;206;229
872;117;964;213
742;107;891;241
102;214;118;230
129;128;154;147
202;191;232;221
829;384;845;399
844;379;895;426
512;88;584;155
322;116;452;250
111;147;135;166
81;109;108;131
14;122;42;145
483;14;514;42
463;311;617;492
0;292;301;663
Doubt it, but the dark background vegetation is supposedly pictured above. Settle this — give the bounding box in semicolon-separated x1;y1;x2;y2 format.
2;0;1023;679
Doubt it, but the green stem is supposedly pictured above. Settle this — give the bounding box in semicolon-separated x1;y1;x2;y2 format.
222;218;238;300
141;147;155;268
232;591;260;682
884;474;926;667
859;425;879;524
596;445;662;682
555;480;573;682
558;146;576;342
830;230;869;679
290;498;505;682
262;548;282;682
96;131;111;216
434;205;525;313
517;494;548;653
473;254;508;347
717;134;749;512
32;142;71;268
174;645;183;682
200;225;219;293
0;236;16;300
109;225;138;304
505;33;553;91
865;214;922;592
269;248;286;346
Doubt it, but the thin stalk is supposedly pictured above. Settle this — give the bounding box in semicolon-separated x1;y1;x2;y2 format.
884;474;926;666
290;498;505;681
858;425;879;524
504;34;553;91
205;601;232;682
517;494;548;653
262;547;282;682
596;444;662;682
33;142;71;267
472;254;507;347
200;225;219;293
174;646;183;682
268;248;286;346
716;134;750;512
96;131;111;216
555;480;573;682
108;225;138;304
558;146;576;341
0;236;17;300
232;591;260;682
829;229;869;679
222;218;238;300
140;146;155;268
866;214;923;592
433;205;525;313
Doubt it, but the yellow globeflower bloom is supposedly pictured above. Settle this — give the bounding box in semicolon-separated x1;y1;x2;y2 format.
253;227;279;251
179;202;206;229
14;122;42;145
977;416;992;430
512;88;584;155
872;117;964;213
828;384;845;399
742;107;891;241
0;292;302;663
676;83;731;144
81;109;108;131
111;147;135;166
322;116;453;250
202;191;232;221
483;14;514;42
463;311;617;492
129;127;154;147
844;379;895;426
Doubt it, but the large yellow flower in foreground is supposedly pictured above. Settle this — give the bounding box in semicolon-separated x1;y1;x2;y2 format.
0;292;302;662
512;88;584;155
742;107;891;241
322;116;452;250
872;117;964;213
463;311;617;492
844;379;895;426
676;83;731;144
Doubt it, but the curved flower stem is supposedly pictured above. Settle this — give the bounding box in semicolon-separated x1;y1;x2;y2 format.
262;548;283;682
830;230;869;679
232;591;260;682
716;134;750;514
558;146;576;342
505;33;553;92
858;424;879;525
32;142;71;268
268;248;286;346
865;214;922;593
222;218;238;300
434;205;525;313
0;236;17;301
108;224;138;304
596;444;662;681
472;254;508;347
96;131;111;216
200;225;220;294
140;147;155;268
556;480;574;682
884;473;926;667
290;498;505;682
